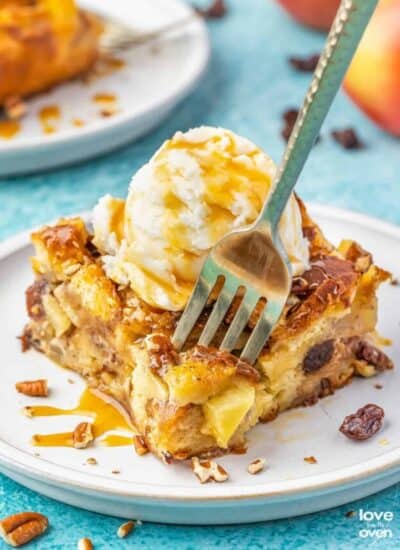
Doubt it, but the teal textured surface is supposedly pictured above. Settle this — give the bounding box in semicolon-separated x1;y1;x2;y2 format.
1;0;400;548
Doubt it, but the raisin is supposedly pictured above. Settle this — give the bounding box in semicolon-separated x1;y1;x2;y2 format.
331;128;365;150
195;0;227;19
281;109;298;142
303;340;335;373
289;54;320;72
339;404;384;441
356;342;393;371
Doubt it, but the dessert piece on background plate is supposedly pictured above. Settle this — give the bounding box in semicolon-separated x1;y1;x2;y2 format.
23;127;393;462
0;0;102;108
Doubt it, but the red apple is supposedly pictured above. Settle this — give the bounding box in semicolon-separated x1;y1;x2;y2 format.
276;0;340;31
344;0;400;136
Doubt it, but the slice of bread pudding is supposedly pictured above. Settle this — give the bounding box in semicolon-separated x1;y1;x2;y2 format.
22;197;393;462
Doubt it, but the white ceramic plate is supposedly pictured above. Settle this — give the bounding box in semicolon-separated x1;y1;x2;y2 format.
0;0;209;176
0;204;399;525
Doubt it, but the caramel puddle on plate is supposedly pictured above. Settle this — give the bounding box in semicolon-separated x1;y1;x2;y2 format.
29;388;135;448
0;119;21;139
39;105;61;134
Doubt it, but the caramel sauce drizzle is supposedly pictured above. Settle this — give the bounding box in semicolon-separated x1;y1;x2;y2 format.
72;118;85;128
39;105;61;134
93;93;117;104
0;119;21;139
28;388;135;448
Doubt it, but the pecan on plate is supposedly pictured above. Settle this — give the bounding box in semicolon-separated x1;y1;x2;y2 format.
191;457;229;483
15;379;48;397
72;422;94;449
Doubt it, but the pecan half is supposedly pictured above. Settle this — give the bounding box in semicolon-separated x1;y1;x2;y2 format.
78;538;93;550
72;422;94;449
191;457;229;483
0;512;48;547
15;379;48;397
117;520;135;539
4;96;27;120
339;404;384;441
303;340;335;374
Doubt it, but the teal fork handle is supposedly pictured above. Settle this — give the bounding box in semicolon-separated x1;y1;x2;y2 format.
261;0;378;231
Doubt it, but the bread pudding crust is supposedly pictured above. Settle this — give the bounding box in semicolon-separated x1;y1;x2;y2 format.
22;199;393;461
0;1;102;105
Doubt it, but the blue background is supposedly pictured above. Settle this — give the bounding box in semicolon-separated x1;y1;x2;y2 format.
1;0;399;548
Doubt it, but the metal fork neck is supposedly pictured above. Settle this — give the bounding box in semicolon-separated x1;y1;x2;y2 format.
260;0;378;232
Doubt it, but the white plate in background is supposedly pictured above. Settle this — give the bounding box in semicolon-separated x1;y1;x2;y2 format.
0;204;399;524
0;0;209;176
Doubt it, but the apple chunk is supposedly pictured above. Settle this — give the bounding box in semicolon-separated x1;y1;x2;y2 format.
344;1;400;136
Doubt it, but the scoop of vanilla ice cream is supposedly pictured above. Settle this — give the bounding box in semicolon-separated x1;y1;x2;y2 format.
93;126;310;311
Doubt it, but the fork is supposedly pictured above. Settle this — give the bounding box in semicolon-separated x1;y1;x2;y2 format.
99;13;196;55
172;0;378;364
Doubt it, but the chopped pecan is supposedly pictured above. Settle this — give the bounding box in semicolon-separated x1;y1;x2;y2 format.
147;334;180;377
161;451;173;465
117;520;135;539
236;360;261;383
72;422;94;449
18;331;32;352
303;340;335;374
133;435;149;456
4;96;27;119
86;457;97;465
355;342;393;371
0;512;48;547
15;379;48;397
304;456;317;464
78;538;93;550
247;458;266;475
340;404;384;441
25;280;47;320
191;457;229;483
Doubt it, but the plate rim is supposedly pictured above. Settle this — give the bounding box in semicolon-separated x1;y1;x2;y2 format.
0;0;210;152
1;202;399;502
